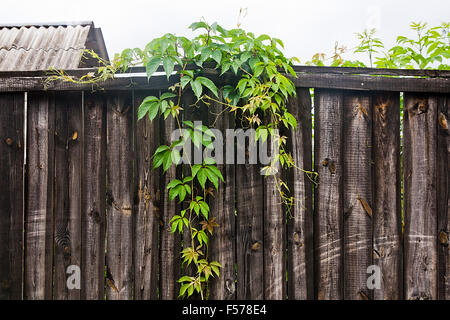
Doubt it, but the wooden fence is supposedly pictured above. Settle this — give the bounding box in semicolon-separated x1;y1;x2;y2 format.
0;66;448;300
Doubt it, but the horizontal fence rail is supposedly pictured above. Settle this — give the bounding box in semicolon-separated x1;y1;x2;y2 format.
0;66;448;300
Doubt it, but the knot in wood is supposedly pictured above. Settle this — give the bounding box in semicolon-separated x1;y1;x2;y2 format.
4;137;13;145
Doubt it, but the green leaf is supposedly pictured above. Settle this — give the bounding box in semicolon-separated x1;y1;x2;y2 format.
162;151;172;172
197;169;207;189
212;50;222;64
146;56;161;79
147;102;159;121
166;179;182;189
206;165;224;182
137;102;151;120
163;56;175;80
204;167;219;189
191;78;203;99
197;76;218;98
192;164;202;177
160;92;177;100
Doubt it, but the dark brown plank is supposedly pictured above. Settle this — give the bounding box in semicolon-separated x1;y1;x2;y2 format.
264;170;286;300
286;88;314;300
403;93;438;300
2;64;450;79
437;94;449;300
236;124;264;300
81;92;106;300
25;92;55;299
208;92;236;300
0;93;24;300
314;89;344;300
106;92;134;299
134;91;160;300
1;73;449;93
342;92;373;300
53;92;82;300
372;92;402;300
159;104;181;300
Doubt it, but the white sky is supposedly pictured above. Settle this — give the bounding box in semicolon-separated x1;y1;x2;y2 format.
1;0;449;64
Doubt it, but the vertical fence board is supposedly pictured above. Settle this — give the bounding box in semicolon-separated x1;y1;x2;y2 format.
314;89;344;300
372;92;402;300
53;92;82;300
134;91;160;300
159;108;181;300
236;122;264;299
343;92;373;300
437;94;449;300
404;93;438;300
286;88;314;300
25;92;55;299
264;171;286;299
81;92;106;299
208;92;236;300
0;93;24;299
106;92;134;299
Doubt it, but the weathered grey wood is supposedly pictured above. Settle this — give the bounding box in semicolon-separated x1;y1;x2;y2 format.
208;92;236;300
314;89;344;300
286;88;314;300
403;93;438;300
0;93;24;300
2;64;450;79
106;92;134;300
81;92;106;300
159;105;181;300
134;91;160;300
236;142;264;300
1;72;449;93
264;170;286;299
53;92;82;300
372;92;402;300
25;92;55;299
437;94;449;300
342;92;373;300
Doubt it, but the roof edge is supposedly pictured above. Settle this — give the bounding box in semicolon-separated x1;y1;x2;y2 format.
0;21;94;28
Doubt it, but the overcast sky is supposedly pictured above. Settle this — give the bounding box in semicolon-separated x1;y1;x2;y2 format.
1;0;449;64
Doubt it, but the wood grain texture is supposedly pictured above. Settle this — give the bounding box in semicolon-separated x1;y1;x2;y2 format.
106;92;134;300
342;92;373;300
133;91;160;300
403;93;438;300
53;92;82;300
208;91;236;300
0;93;24;299
25;92;55;300
81;92;106;300
286;88;314;300
314;89;344;300
372;92;402;300
159;106;181;300
264;170;286;300
437;94;449;300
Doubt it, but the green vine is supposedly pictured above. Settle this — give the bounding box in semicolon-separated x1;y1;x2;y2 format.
47;19;315;299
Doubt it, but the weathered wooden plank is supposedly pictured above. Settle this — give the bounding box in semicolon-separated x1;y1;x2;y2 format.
1;73;449;93
342;92;373;300
2;64;450;79
314;89;344;300
25;92;55;299
106;92;134;300
264;170;286;300
0;93;24;300
372;92;402;300
81;92;106;300
133;91;160;300
437;94;449;300
403;93;438;300
208;92;236;300
159;102;181;300
286;88;314;300
236;128;264;300
53;92;82;300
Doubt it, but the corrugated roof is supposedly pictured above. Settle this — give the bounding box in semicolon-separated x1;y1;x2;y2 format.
0;22;108;71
